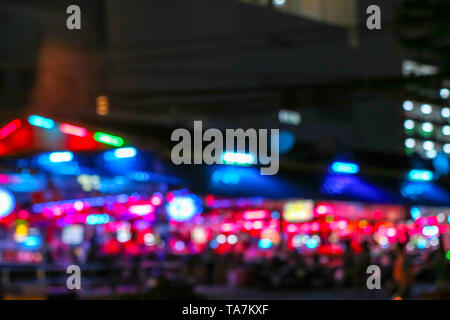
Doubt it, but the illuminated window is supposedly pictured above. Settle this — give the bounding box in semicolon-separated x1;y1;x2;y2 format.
402;60;438;77
278;109;301;125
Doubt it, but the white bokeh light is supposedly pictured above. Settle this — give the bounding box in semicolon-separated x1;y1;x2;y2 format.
420;104;432;115
403;101;414;111
423;140;434;151
405;138;416;148
444;144;450;154
426;150;437;159
404;119;415;130
440;88;450;99
0;188;15;218
421;122;433;132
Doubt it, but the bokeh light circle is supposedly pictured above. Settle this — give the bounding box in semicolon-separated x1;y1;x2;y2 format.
0;188;15;218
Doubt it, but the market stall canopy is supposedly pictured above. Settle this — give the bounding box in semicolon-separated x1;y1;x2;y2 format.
0;114;130;157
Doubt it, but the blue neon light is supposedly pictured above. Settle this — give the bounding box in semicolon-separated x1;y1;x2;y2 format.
258;238;272;249
209;166;299;199
0;188;15;218
86;214;110;225
209;239;219;249
114;147;137;158
166;194;202;222
32;194;129;213
331;162;359;174
306;238;319;249
417;239;426;249
408;170;434;182
401;182;449;204
28;115;55;129
278;130;296;154
410;207;421;220
49;152;74;163
104;147;137;160
23;235;41;249
271;211;280;219
322;174;392;202
222;152;255;165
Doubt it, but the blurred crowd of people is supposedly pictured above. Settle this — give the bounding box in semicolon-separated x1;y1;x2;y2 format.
1;230;448;299
176;238;449;299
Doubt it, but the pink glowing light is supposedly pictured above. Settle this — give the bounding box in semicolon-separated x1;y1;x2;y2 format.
129;204;154;215
243;210;269;220
150;194;163;206
315;204;335;215
0;119;21;140
60;123;88;137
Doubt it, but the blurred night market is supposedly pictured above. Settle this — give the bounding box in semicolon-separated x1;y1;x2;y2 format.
0;0;448;300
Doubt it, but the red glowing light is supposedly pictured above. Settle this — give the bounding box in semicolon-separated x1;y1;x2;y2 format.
18;210;29;219
60;123;87;137
318;244;344;255
103;239;121;255
65;132;101;151
105;222;121;232
205;194;215;206
416;216;438;226
166;192;175;202
0;121;21;141
124;241;140;255
0;119;21;139
373;210;382;220
310;222;321;232
7;124;32;153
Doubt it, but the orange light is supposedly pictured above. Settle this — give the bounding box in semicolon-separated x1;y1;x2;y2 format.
96;96;109;116
60;123;87;137
220;223;235;232
243;210;269;220
359;220;368;228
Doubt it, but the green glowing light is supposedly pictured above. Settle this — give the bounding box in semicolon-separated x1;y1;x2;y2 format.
94;132;124;147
